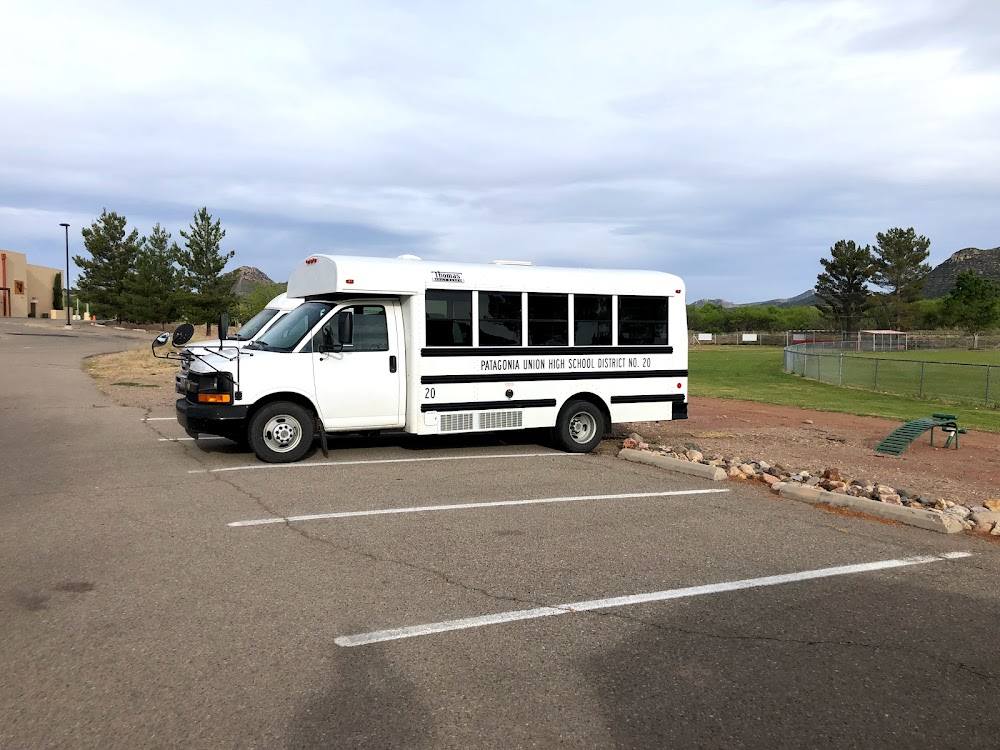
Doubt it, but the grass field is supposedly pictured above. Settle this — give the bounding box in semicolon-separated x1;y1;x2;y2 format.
690;346;1000;433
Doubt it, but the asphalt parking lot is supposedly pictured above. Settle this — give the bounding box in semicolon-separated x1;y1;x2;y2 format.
2;318;999;749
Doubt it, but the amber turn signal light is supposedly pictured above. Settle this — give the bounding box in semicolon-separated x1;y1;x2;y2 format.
197;393;231;404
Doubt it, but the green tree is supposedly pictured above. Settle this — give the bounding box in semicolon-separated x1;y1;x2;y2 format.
909;298;947;330
177;208;236;335
781;305;825;332
942;271;1000;349
74;210;143;322
815;240;873;337
871;227;931;329
123;224;183;327
235;281;287;325
52;272;63;310
693;303;729;333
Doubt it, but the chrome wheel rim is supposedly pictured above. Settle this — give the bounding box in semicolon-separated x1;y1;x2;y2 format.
263;415;302;453
568;411;597;444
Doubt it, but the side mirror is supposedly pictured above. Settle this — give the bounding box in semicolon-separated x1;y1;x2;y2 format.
338;310;353;345
172;323;195;347
152;332;170;350
219;312;229;345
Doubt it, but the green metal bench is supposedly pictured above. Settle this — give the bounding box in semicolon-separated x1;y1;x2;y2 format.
875;414;961;456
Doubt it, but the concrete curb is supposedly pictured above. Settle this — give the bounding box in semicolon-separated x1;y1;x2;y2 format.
618;449;727;481
779;484;964;534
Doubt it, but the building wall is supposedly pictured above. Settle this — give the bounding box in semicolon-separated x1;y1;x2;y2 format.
1;250;62;318
28;264;62;315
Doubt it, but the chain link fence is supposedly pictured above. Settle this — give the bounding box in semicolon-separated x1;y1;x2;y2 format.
783;342;999;407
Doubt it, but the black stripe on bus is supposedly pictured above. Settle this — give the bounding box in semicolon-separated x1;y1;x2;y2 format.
420;345;673;357
610;394;687;404
420;399;557;413
421;369;689;385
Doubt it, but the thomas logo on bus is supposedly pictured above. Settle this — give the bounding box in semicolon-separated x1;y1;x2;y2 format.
432;271;464;283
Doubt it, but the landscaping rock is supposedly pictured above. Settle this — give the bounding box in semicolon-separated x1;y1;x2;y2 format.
945;505;972;520
617;432;986;538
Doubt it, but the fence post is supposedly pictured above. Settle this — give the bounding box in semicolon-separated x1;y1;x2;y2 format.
919;361;925;399
874;358;879;390
987;365;993;407
817;355;821;382
838;353;843;385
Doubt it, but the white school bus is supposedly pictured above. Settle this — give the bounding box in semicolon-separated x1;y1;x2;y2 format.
170;254;688;463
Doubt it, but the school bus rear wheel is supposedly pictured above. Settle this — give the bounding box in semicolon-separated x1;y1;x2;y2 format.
553;400;605;453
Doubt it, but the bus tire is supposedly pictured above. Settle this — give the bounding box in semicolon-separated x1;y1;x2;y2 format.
248;401;314;463
552;399;605;453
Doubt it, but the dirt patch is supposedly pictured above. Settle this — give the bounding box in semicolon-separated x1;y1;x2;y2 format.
613;396;1000;505
83;344;181;410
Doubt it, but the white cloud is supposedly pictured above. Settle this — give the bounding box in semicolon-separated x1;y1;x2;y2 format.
1;0;998;301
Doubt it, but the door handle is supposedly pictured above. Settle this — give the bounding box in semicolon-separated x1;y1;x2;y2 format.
389;355;397;373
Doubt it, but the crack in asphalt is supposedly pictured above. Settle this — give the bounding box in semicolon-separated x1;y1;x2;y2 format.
223;473;555;613
160;425;577;613
580;609;999;681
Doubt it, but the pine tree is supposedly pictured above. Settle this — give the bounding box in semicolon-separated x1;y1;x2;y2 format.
871;227;931;329
74;210;143;322
123;224;183;327
52;272;63;310
815;240;873;336
177;208;236;335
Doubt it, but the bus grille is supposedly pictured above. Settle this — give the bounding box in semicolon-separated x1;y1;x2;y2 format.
440;413;475;432
478;410;523;430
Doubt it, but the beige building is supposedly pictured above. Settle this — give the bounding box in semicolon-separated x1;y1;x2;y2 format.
0;249;62;319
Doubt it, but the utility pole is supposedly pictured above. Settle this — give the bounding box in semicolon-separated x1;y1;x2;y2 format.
60;223;71;328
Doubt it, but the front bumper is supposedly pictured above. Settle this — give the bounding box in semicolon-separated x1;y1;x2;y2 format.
176;398;249;437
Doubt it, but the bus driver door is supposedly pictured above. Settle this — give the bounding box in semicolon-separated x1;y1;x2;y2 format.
311;302;404;431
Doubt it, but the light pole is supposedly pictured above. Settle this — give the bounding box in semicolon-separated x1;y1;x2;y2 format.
60;223;71;328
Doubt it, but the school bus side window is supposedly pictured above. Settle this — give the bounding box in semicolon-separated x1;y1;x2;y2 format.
528;293;568;346
426;290;472;346
618;296;668;345
479;291;521;346
574;294;612;345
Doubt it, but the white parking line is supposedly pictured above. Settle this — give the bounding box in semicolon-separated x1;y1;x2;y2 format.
334;552;974;647
142;417;176;421
228;488;730;527
158;437;227;442
190;451;571;475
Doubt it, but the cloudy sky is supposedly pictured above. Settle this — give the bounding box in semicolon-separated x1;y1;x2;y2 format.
2;0;999;303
